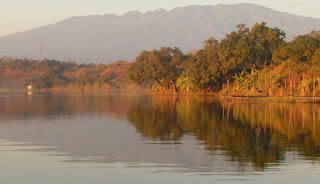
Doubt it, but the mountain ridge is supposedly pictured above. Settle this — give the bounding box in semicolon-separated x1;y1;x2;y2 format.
1;3;320;63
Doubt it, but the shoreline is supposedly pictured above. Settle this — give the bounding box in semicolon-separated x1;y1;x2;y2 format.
220;95;320;103
1;88;320;103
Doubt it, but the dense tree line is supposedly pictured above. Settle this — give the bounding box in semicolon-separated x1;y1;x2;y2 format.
0;58;130;90
128;22;320;96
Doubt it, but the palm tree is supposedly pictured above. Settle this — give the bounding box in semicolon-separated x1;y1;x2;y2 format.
176;73;197;93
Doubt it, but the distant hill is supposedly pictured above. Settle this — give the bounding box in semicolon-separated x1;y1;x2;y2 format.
0;3;320;63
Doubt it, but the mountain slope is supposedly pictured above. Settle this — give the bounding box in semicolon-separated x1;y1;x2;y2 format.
0;3;320;63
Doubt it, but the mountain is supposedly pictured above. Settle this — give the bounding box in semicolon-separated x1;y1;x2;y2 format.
1;3;320;63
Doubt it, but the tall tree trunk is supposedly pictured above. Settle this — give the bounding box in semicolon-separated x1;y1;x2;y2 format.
170;80;179;95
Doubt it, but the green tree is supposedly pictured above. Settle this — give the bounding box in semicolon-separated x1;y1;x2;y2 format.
127;47;184;93
248;22;285;68
218;24;253;78
182;38;222;91
274;34;320;68
32;69;69;89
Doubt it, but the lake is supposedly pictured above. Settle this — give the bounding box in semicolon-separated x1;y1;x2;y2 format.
0;91;319;183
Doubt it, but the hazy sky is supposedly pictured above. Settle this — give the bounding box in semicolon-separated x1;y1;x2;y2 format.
0;0;319;37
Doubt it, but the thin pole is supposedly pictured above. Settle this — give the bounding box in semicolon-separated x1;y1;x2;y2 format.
313;74;316;103
246;83;248;98
289;64;291;96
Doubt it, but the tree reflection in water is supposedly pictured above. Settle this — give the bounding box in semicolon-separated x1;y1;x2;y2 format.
127;96;320;169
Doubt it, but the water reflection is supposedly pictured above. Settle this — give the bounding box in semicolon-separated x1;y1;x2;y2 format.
0;91;133;121
128;96;320;169
0;92;320;173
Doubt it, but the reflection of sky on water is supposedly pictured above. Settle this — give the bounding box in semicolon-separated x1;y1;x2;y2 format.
0;140;319;184
0;116;248;173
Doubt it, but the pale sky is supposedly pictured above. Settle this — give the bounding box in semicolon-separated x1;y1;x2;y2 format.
0;0;319;37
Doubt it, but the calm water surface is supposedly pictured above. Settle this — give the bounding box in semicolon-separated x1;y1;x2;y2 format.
0;91;320;183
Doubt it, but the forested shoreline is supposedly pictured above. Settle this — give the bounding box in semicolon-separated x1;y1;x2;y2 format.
2;22;320;97
0;58;131;91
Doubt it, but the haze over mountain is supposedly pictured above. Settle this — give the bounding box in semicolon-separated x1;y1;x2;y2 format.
0;3;320;63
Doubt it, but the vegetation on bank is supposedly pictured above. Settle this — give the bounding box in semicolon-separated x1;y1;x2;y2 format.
0;58;132;90
127;22;320;96
2;22;320;96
